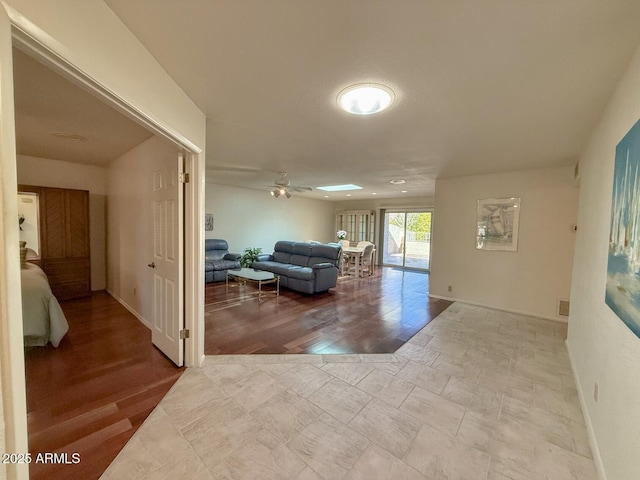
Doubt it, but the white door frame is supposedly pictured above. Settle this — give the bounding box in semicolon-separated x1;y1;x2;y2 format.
0;6;29;479
0;9;205;478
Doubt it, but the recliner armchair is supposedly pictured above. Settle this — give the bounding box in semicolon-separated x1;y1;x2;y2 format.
205;239;241;283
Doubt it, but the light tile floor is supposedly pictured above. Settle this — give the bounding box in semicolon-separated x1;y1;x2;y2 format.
101;303;597;480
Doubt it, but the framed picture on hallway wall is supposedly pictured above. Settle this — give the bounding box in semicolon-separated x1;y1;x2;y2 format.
605;118;640;339
476;197;521;251
205;213;214;231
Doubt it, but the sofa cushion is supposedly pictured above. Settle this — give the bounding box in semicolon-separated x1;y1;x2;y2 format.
251;261;292;277
206;259;241;272
290;254;310;267
292;243;313;256
205;239;230;261
286;266;314;281
274;241;296;253
273;251;292;264
311;244;341;261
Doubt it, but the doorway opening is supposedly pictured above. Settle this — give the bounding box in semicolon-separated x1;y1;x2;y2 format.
382;210;433;271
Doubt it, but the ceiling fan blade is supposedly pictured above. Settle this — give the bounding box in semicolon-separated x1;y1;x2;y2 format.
289;185;313;192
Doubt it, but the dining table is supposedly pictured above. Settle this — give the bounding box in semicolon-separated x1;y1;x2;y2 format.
341;245;375;277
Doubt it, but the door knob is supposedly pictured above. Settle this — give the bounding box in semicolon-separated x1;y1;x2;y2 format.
148;262;155;268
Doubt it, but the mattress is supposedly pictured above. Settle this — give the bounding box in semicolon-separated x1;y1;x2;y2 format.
21;263;69;347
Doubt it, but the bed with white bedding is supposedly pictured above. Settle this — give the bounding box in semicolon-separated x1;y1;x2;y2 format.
21;263;69;347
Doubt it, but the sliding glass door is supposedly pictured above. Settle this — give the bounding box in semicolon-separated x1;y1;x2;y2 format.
382;210;432;271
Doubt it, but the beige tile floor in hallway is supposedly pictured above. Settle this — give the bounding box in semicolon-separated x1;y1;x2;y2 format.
101;303;597;480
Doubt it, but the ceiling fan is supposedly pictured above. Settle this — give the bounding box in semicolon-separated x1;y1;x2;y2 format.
270;172;312;198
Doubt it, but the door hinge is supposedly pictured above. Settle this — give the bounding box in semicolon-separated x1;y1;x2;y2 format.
179;329;190;340
179;172;190;183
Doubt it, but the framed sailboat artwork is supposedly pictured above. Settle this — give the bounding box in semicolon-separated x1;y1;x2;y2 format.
476;197;521;251
606;119;640;338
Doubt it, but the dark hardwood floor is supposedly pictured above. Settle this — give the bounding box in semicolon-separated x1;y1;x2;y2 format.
205;267;452;355
24;291;184;480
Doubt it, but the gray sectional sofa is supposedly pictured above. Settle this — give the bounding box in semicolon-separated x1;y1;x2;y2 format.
205;239;241;283
252;241;342;294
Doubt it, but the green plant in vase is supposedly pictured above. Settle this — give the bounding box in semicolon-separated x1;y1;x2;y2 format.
241;247;262;267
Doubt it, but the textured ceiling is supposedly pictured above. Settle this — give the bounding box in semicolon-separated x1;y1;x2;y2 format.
15;2;640;201
103;0;640;200
13;48;153;166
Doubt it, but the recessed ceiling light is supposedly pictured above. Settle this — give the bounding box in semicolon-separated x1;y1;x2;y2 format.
51;132;86;141
401;190;408;193
337;83;395;115
346;194;352;197
323;195;329;198
389;179;405;185
317;184;363;192
371;192;377;195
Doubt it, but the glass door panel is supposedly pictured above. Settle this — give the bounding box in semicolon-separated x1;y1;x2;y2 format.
405;212;431;270
382;211;432;271
383;212;405;267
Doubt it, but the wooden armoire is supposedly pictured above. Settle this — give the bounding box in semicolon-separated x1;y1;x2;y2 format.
19;185;91;300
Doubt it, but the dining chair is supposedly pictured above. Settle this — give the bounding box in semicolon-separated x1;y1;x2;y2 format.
359;243;375;276
347;243;375;277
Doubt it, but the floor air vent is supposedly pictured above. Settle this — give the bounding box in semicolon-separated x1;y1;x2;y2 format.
558;299;570;317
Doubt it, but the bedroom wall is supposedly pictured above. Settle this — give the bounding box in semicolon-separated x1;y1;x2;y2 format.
430;166;579;320
567;42;640;480
16;155;107;291
107;135;179;325
205;183;335;254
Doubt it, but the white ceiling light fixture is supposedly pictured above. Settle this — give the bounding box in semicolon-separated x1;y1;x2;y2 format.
337;83;395;115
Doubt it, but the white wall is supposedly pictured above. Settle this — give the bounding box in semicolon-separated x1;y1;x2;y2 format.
332;196;435;212
567;43;640;480
430;166;579;320
17;155;107;290
107;135;179;324
205;183;335;254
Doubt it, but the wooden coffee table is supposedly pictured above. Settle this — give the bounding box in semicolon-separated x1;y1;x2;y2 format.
226;268;280;299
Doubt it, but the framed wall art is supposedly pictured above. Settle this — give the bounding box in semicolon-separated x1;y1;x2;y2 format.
605;119;640;338
205;213;214;231
476;197;521;251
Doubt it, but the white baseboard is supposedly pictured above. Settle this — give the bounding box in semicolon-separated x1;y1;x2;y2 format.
428;294;568;323
106;289;151;330
565;340;606;480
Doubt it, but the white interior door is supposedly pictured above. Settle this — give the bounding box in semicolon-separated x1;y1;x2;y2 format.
151;153;184;366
